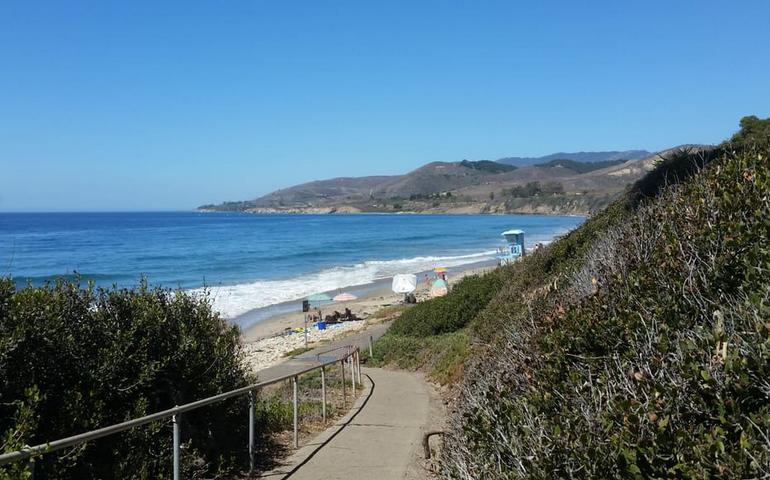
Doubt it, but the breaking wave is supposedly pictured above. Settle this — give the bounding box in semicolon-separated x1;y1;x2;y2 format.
196;250;497;319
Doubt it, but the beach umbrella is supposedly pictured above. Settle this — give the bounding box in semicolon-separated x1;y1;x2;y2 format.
430;279;448;297
308;293;331;301
434;266;449;282
307;293;332;304
333;292;357;302
392;274;417;294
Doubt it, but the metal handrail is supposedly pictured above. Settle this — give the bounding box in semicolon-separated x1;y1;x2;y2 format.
0;345;362;479
314;344;353;360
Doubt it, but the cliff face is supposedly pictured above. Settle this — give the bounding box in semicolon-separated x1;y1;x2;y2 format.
213;195;613;216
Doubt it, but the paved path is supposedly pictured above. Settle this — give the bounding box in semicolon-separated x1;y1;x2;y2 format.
255;322;391;383
260;367;431;479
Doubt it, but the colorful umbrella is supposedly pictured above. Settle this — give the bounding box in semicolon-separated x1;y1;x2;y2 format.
307;293;332;302
333;292;357;302
430;279;448;297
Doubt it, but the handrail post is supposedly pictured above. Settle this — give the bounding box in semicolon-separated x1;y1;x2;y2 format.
369;335;373;358
292;376;299;449
172;412;180;480
357;349;362;385
248;391;255;472
340;360;347;406
25;449;34;480
321;366;327;422
351;355;356;394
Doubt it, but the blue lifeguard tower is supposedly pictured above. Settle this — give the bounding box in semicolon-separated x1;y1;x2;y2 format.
498;229;525;265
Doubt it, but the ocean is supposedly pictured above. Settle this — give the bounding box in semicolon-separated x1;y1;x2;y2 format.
0;212;583;327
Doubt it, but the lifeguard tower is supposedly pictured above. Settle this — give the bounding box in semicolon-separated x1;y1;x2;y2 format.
498;229;525;265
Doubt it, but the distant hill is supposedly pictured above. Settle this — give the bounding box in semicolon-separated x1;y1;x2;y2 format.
199;148;703;216
497;150;651;167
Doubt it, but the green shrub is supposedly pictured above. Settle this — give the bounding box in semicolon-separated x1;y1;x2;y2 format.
727;115;770;149
441;120;770;478
389;270;508;337
372;331;469;384
0;279;252;479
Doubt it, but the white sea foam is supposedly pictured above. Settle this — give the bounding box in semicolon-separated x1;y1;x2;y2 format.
195;250;497;319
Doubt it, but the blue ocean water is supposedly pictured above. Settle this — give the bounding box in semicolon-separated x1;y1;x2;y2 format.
0;212;583;319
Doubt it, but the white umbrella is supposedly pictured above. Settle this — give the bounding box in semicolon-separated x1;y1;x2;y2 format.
392;274;417;293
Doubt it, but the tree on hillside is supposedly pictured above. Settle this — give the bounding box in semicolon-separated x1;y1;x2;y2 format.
541;181;564;195
504;181;564;198
728;115;770;149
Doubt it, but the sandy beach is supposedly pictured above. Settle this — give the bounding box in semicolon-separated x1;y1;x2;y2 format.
241;263;496;371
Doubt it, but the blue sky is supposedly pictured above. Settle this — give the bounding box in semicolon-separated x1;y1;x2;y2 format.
1;1;769;211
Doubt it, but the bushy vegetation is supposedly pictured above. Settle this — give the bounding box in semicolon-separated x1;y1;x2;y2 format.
446;122;770;478
535;158;626;173
371;268;509;383
373;331;470;384
459;160;517;174
0;280;253;479
503;181;565;198
375;117;770;478
408;191;454;201
728;115;770;149
389;270;508;337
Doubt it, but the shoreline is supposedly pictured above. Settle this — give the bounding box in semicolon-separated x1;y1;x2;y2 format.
240;261;497;372
198;209;589;218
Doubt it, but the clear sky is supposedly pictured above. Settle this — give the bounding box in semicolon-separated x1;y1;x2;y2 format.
1;1;769;212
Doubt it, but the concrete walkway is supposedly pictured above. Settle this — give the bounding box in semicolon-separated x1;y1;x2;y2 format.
260;367;431;479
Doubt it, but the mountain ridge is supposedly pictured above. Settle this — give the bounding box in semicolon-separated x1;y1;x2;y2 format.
199;148;707;216
496;149;652;166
